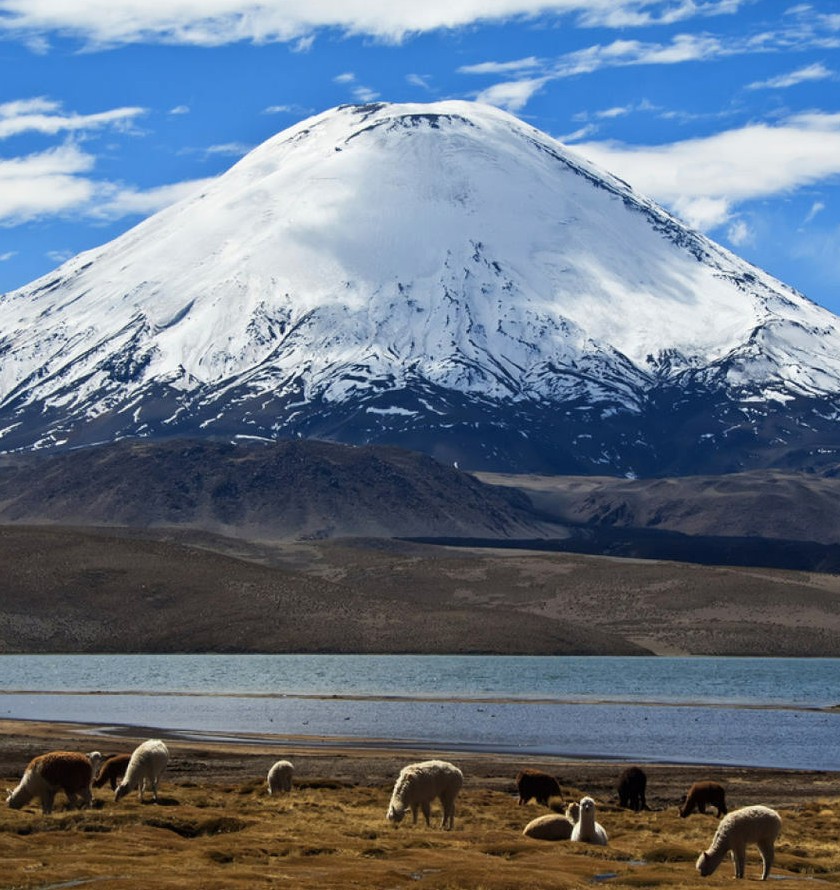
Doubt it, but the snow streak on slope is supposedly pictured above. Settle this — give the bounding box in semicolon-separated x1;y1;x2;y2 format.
2;101;840;473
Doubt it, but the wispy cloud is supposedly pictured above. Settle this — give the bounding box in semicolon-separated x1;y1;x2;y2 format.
204;142;251;157
747;61;834;90
406;73;432;90
0;1;753;48
573;111;840;230
727;218;752;246
804;200;826;224
578;0;745;28
461;13;840;114
0;96;145;139
0;250;17;262
458;56;542;76
332;72;379;103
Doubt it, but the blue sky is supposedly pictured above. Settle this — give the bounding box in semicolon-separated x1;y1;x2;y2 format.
2;1;840;315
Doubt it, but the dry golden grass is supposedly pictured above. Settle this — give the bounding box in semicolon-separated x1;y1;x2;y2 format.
3;768;839;889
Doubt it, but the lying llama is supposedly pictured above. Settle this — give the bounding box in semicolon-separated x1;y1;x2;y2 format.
523;810;575;841
696;805;782;880
114;739;169;803
570;796;609;846
680;780;728;818
267;760;294;795
6;751;93;814
94;754;132;790
515;768;562;807
387;760;463;830
617;766;648;812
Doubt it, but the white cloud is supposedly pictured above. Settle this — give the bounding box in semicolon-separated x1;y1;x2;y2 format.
169;104;190;115
0;97;145;139
558;123;599;141
292;33;315;52
458;56;541;75
578;0;744;28
90;177;215;219
0;1;751;47
352;85;380;102
747;61;834;90
406;73;432;90
727;218;752;246
0;138;214;224
0;144;95;223
475;77;548;111
468;33;732;114
573;112;840;231
332;72;378;102
46;248;74;264
204;142;251;157
804;200;825;224
0;250;17;261
596;105;631;119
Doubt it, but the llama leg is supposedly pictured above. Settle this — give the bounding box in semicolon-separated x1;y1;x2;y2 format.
410;803;418;824
731;842;746;878
757;838;775;880
151;777;159;803
444;794;456;831
421;801;431;826
41;789;56;815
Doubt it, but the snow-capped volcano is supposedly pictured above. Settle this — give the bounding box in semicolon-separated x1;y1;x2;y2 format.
3;101;840;475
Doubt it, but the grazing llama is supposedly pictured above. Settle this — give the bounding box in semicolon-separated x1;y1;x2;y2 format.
696;805;782;880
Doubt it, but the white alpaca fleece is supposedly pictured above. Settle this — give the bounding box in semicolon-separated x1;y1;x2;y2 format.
523;812;575;841
387;760;463;830
6;751;93;814
570;796;609;845
267;760;294;795
114;739;169;803
697;805;781;880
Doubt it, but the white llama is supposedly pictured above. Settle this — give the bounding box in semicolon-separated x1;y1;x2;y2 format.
696;805;782;880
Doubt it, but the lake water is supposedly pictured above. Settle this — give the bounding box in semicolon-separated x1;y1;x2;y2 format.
1;655;839;770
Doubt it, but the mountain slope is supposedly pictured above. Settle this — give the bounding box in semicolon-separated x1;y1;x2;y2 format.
2;101;840;474
0;438;554;541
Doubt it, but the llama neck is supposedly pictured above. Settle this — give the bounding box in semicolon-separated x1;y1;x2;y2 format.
704;833;731;870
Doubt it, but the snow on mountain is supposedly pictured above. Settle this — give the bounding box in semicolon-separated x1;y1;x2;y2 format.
2;100;840;475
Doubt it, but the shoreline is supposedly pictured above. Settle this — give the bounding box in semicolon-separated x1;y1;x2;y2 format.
3;717;840;776
2;718;838;798
3;691;840;771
